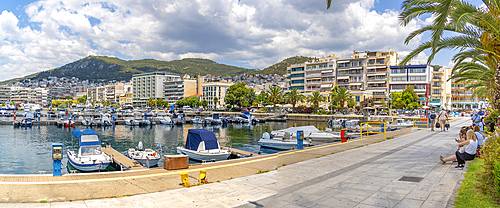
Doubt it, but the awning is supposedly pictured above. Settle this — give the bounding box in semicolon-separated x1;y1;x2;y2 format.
337;68;350;71
367;73;386;76
368;89;386;92
348;83;362;85
337;76;349;79
337;60;349;63
320;84;332;88
377;66;387;69
321;70;333;73
429;103;441;106
349;67;363;70
367;66;377;69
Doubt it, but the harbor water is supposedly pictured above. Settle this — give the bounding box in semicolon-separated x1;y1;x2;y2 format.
0;120;330;175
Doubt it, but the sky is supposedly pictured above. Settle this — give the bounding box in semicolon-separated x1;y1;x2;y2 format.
0;0;478;82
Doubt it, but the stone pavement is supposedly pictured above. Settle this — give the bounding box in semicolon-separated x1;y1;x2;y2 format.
2;118;469;208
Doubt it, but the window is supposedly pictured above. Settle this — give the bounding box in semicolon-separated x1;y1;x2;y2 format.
355;96;360;102
391;85;406;90
391;69;406;74
410;76;426;81
290;86;304;90
290;73;305;78
337;63;350;68
291;80;304;84
433;90;440;94
392;77;405;81
291;67;304;72
409;68;426;73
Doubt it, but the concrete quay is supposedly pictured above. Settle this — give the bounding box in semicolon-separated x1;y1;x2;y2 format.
0;118;468;207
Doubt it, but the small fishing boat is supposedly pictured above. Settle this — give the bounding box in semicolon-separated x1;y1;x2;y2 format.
269;126;340;142
67;129;111;172
159;116;173;125
127;141;161;167
20;118;33;127
125;118;141;126
63;117;75;127
176;129;231;162
258;132;313;150
386;118;413;128
192;116;204;124
204;113;222;125
96;113;113;126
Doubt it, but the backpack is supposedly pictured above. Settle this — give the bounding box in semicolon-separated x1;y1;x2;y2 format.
430;113;436;119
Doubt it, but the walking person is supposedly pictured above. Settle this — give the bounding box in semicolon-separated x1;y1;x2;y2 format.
428;110;437;131
472;111;481;126
436;108;448;131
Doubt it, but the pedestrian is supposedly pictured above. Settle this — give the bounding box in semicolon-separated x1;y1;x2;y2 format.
436;108;448;131
428;110;437;131
472;111;481;126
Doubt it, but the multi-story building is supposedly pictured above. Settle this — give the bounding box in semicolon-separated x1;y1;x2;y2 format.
430;67;452;109
288;63;306;92
389;64;433;106
119;83;133;105
451;80;481;109
164;79;197;105
105;83;125;103
201;82;233;109
9;87;49;105
287;55;336;93
132;72;180;106
87;86;105;103
0;86;11;104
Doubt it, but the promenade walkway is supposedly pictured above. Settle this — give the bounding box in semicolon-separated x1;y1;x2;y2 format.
3;118;469;207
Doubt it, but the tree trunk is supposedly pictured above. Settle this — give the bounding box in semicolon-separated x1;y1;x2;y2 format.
494;62;500;110
292;101;296;112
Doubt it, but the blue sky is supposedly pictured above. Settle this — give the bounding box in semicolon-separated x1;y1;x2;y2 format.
0;0;480;81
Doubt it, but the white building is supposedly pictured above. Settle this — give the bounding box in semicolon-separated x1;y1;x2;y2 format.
389;64;433;106
164;79;198;105
201;82;233;109
132;72;180;106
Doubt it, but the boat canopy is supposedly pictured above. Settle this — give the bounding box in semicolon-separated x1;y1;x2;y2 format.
72;129;101;146
271;126;321;134
185;129;219;151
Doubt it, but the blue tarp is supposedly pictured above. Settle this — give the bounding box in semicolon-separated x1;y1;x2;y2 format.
72;129;101;146
185;129;219;151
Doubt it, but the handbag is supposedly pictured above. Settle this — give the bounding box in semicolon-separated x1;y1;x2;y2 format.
435;122;441;128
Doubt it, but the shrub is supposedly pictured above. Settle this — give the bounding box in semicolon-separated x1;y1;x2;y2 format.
485;109;498;123
494;162;500;195
482;129;500;189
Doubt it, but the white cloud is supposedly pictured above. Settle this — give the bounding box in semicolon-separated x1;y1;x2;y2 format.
0;0;432;81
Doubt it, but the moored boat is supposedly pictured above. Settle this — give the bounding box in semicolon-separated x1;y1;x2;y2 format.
67;129;111;172
127;141;161;167
176;129;231;162
270;126;340;142
258;132;313;150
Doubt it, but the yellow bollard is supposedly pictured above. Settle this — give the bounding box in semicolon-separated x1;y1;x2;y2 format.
199;170;207;184
178;171;189;187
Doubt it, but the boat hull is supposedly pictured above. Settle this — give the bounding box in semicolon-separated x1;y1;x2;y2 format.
67;158;110;172
258;138;312;150
134;158;160;167
176;147;230;162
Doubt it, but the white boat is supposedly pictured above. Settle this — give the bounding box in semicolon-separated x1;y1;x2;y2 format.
82;119;94;126
159;116;174;125
63;117;75;127
345;120;360;129
270;126;340;142
204;113;222;124
125;118;141;126
387;119;413;128
127;141;161;168
96;113;113;126
67;129;111;172
176;129;231;162
258;132;313;150
192;116;204;124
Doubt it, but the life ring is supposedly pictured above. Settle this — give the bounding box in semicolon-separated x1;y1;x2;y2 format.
152;152;156;156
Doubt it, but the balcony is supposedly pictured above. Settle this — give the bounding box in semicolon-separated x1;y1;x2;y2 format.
306;73;322;78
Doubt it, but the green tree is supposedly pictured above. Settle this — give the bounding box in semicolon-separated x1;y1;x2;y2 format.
268;86;283;112
77;95;87;104
156;98;164;108
225;82;251;107
307;91;325;113
285;88;305;112
256;91;270;106
389;92;405;110
200;100;208;108
147;98;155;107
399;0;500;109
213;97;218;107
334;87;352;112
245;89;257;107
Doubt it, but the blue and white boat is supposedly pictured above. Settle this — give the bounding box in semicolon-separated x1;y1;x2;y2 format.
258;132;313;150
20;118;33;127
176;129;231;162
67;129;111;172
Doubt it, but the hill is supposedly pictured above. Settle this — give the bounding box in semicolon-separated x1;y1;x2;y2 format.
1;56;259;84
255;56;312;75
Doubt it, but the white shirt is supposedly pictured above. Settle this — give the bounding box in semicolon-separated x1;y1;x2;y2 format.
464;139;478;155
438;110;447;121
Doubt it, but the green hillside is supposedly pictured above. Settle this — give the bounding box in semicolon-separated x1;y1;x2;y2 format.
255;56;312;75
2;56;259;83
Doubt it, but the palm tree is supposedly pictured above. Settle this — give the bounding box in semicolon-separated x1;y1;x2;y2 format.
327;0;333;9
307;91;325;113
268;86;283;112
399;0;500;109
335;87;352;112
213;97;218;108
285;88;305;112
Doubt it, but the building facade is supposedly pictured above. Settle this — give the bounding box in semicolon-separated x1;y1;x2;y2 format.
201;82;233;109
0;86;11;104
451;80;481;109
287;55;336;93
132;72;180;106
9;87;49;106
389;64;433;106
430;67;452;109
164;79;197;105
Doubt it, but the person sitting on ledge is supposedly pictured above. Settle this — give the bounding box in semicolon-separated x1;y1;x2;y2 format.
439;129;477;170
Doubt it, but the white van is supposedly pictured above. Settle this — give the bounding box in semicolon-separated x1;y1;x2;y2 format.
182;106;193;111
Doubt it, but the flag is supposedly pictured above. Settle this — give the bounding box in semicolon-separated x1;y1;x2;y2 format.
157;142;162;152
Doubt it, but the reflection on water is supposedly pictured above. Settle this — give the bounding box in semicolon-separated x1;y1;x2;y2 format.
0;120;329;174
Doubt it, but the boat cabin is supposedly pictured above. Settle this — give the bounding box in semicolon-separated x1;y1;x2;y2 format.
185;129;221;152
72;129;103;156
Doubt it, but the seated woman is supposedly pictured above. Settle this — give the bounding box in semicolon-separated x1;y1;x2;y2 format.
439;129;477;170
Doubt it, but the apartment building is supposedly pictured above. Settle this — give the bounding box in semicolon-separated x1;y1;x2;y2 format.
87;83;125;104
0;86;11;104
10;87;49;105
132;72;180;106
201;82;233;109
87;86;105;103
389;64;433;106
287;56;336;93
164;79;197;105
336;57;365;91
288;63;306;92
451;80;482;109
429;67;452;109
119;83;133;105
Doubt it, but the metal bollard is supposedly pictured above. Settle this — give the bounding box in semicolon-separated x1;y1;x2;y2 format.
297;130;303;149
199;170;207;184
178;171;189;187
